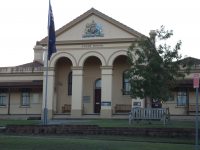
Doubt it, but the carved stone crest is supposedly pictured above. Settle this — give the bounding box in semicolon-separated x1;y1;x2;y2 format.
82;20;104;38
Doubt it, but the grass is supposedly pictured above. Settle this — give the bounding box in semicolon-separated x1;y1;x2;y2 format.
0;119;39;126
0;135;195;150
85;119;197;128
0;119;198;128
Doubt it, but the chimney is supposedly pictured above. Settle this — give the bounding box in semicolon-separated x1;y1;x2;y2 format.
33;42;45;63
149;30;157;45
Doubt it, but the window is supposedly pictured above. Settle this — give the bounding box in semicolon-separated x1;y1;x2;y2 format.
122;70;131;95
21;89;30;106
68;71;72;96
0;89;8;106
177;89;188;106
0;93;7;106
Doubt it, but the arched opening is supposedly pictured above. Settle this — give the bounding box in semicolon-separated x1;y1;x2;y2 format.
112;55;132;112
55;57;72;114
82;56;102;114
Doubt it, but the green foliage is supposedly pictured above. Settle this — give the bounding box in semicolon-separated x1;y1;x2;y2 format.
127;26;185;101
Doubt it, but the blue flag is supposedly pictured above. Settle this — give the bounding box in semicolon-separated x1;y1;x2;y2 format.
48;0;56;60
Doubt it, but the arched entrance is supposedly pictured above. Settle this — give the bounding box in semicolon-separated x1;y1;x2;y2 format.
94;78;101;113
82;56;101;114
112;55;132;112
54;57;72;114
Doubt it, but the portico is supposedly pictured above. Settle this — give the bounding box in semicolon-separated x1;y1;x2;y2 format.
36;8;143;119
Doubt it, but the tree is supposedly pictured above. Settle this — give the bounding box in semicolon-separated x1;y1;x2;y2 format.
127;25;185;103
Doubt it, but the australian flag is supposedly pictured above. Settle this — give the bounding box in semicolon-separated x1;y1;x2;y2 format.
48;0;56;60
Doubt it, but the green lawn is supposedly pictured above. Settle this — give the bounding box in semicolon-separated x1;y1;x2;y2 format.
0;135;194;150
85;119;197;128
0;119;198;128
0;119;39;126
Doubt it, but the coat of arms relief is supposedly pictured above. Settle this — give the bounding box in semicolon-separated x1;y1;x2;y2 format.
82;20;104;38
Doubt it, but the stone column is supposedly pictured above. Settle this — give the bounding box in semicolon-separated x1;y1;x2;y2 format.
42;69;55;120
71;67;83;117
100;66;113;118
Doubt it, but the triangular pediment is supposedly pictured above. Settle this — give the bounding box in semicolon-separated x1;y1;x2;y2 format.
39;8;145;44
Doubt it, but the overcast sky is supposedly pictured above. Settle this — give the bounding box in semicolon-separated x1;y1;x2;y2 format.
0;0;199;67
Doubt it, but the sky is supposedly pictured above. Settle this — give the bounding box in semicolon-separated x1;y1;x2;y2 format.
0;0;199;67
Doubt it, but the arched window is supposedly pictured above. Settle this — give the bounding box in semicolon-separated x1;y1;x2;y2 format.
95;78;101;89
68;71;72;96
122;70;130;95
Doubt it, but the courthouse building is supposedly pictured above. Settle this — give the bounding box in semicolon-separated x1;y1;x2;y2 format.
0;8;199;119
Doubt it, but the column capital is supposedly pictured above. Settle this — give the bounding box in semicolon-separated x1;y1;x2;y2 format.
101;66;113;70
71;66;83;70
101;66;113;75
71;66;83;76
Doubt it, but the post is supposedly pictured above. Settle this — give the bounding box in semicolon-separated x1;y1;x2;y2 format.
43;51;49;125
43;0;56;124
7;88;11;115
193;73;199;150
195;87;199;150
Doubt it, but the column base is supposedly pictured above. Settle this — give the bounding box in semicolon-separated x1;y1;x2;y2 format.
71;109;82;118
100;108;112;118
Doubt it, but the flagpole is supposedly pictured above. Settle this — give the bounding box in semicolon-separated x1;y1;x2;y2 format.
43;50;49;125
43;0;50;125
43;0;56;125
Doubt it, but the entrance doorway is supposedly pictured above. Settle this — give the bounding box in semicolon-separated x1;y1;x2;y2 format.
94;79;101;113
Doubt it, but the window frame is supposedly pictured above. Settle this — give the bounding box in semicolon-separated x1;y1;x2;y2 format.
177;88;188;107
122;70;131;95
21;89;30;107
0;93;7;106
0;89;8;106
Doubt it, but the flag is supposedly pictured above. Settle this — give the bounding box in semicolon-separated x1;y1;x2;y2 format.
48;0;56;60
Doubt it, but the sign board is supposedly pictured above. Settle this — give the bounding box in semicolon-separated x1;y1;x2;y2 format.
193;73;199;88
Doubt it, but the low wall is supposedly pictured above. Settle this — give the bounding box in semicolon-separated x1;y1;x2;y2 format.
3;125;196;138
